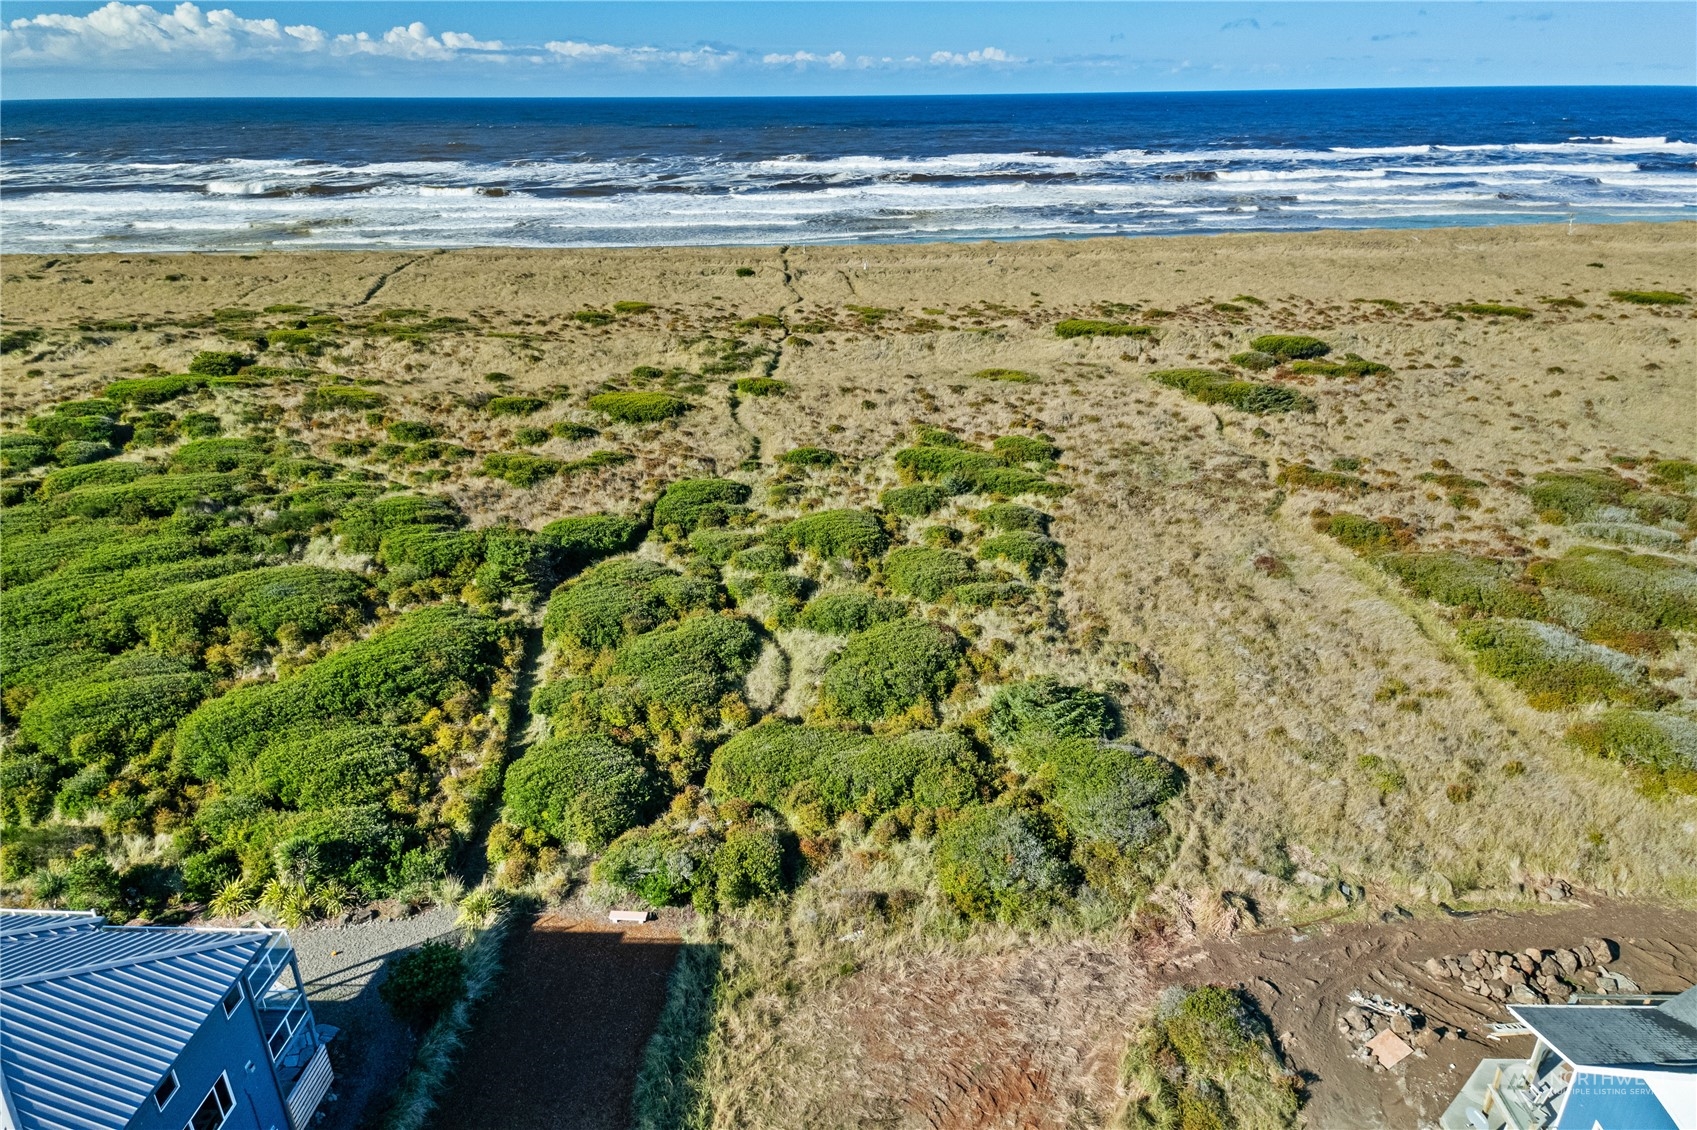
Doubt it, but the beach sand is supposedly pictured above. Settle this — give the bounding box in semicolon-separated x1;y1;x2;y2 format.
4;222;1694;1128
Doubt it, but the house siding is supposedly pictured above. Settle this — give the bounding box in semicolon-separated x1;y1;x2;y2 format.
123;986;289;1130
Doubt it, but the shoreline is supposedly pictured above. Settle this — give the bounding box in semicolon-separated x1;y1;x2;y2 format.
7;217;1696;261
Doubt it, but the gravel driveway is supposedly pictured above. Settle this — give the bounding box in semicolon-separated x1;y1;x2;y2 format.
292;907;460;1130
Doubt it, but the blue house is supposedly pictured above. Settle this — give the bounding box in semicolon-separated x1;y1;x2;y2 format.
0;909;334;1130
1440;984;1697;1130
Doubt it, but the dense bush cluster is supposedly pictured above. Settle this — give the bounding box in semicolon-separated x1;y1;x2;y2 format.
588;391;692;424
1151;369;1313;415
0;403;543;917
893;429;1069;499
1121;986;1301;1129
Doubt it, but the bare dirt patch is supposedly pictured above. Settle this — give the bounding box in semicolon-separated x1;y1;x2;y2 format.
427;910;684;1130
1164;899;1697;1129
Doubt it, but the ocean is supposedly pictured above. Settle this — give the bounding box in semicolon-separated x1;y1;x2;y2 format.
2;88;1693;251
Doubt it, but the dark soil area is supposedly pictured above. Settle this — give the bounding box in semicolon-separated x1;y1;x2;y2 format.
1165;899;1697;1130
427;910;685;1130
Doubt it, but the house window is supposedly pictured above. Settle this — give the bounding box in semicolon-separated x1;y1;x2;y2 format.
153;1071;179;1109
184;1073;234;1130
222;983;242;1016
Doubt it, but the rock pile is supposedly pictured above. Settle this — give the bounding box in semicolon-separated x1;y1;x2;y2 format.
1423;937;1617;1006
1336;994;1449;1068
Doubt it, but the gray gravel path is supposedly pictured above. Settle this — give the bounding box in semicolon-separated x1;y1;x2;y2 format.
292;907;459;1130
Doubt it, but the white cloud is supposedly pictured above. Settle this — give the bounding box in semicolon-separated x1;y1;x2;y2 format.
1;3;1016;76
2;2;504;64
928;46;1021;67
761;49;847;69
545;39;736;68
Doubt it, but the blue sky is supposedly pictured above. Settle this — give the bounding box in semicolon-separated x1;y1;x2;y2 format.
2;2;1693;98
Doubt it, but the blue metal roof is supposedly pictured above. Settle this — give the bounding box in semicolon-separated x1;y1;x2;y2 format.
1556;1070;1681;1130
0;910;274;1130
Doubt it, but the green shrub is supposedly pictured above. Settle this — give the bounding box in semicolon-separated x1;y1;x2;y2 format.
593;824;714;907
821;619;962;722
976;503;1050;533
587;826;693;905
378;525;484;581
1011;734;1179;852
883;546;977;601
486;396;548;418
380;941;465;1029
971;368;1036;382
504;734;658;849
46;472;246;520
589;391;691;424
776;509;888;562
169;438;267;474
1230;350;1279;371
54;442;116;467
978;531;1064;578
387;421;439;443
551;421;600;441
18;656;212;770
614;301;654;314
0;434;54;473
734;377;788;396
880;484;947;517
935;806;1076;922
38;461;158;497
689;528;760;565
989;678;1118;743
1376;553;1546;619
1609;290;1689;306
1121;986;1300;1130
991;435;1059;465
778;446;837;468
727;545;788;573
714;826;785;908
1456;619;1657;710
1529;547;1697;633
178;412;222;439
707;721;985;826
1450;303;1534;319
734;267;756;278
302;386;385;413
612;614;761;713
175;604;504;779
894;442;1063;498
1290;353;1393;378
543;558;716;654
538;513;644;572
1567;710;1697;794
653;478;751;537
1151;369;1313;414
798;592;908;635
1248;334;1330;359
573;309;616;326
481;452;561;487
334;494;464;553
27;411;116;446
252;725;410;810
1526;469;1631;525
1055;320;1157;339
187;351;254;376
1276;463;1367;494
104;375;205;405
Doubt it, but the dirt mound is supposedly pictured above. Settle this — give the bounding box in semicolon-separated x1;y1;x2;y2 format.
1165;900;1697;1129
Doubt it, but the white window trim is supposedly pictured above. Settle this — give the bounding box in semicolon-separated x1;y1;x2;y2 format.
153;1069;179;1110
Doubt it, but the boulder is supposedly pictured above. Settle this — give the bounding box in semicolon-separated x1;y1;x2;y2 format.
1502;967;1527;987
1343;1006;1369;1030
1469;948;1489;970
1486;982;1509;1002
1514;953;1538;975
1425;957;1449;979
1555;948;1581;975
1510;984;1545;1006
1390;1013;1414;1035
1587;938;1618;965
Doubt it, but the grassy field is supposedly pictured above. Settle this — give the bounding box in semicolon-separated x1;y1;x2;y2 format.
1;223;1693;1128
